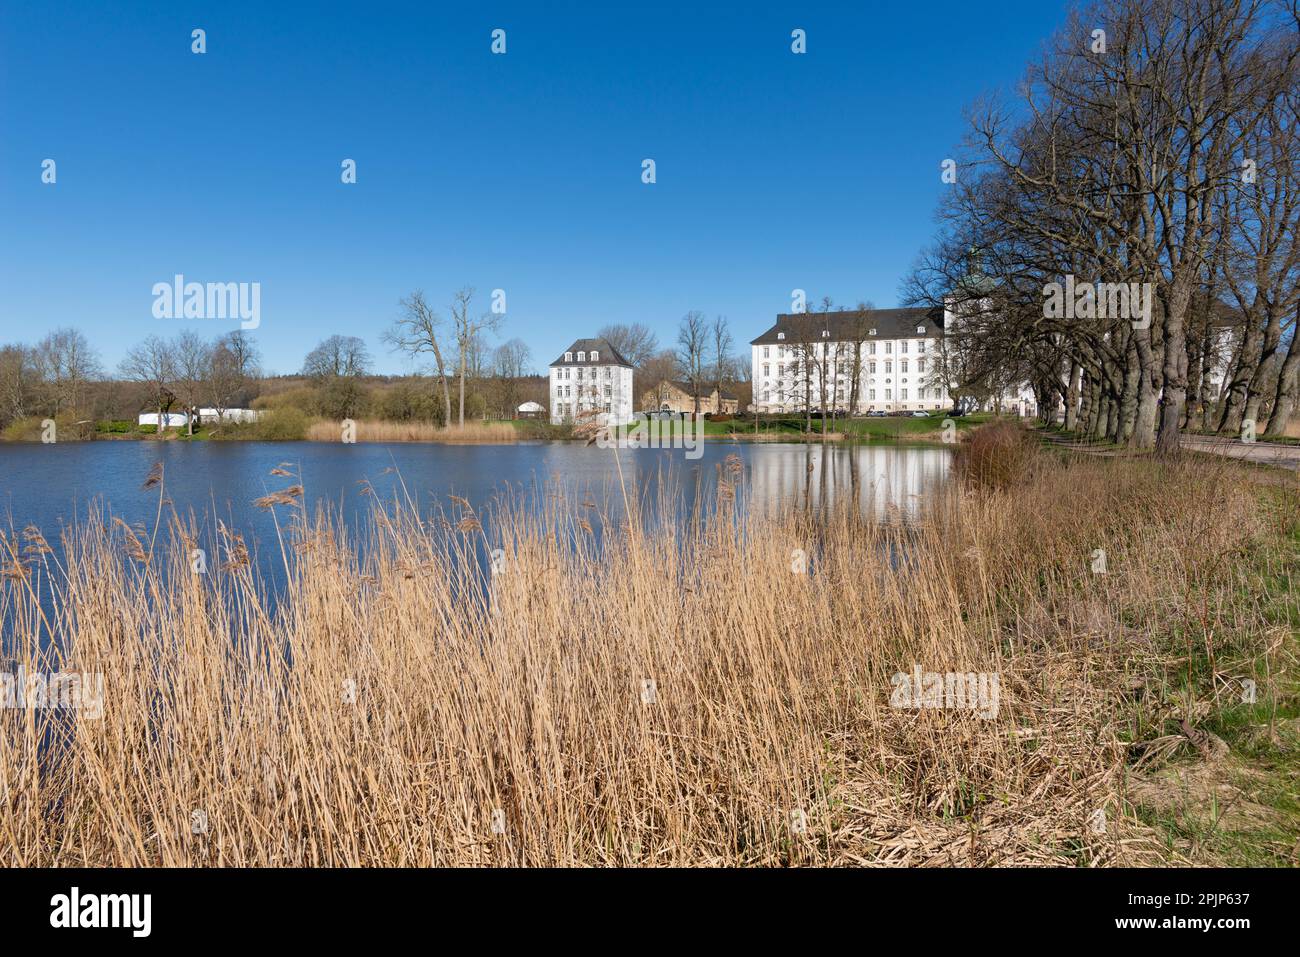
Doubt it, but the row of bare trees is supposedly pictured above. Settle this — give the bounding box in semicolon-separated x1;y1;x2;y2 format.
0;328;102;428
906;0;1300;450
121;331;262;434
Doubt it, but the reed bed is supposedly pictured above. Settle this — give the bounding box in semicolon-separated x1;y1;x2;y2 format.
0;438;1289;866
305;419;520;443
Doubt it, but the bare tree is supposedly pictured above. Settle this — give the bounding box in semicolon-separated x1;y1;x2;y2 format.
171;331;211;436
598;323;659;368
385;291;453;425
492;338;532;417
675;311;709;415
302;334;371;419
120;336;176;429
710;315;733;414
0;344;38;428
209;330;261;421
449;288;501;427
35;327;100;417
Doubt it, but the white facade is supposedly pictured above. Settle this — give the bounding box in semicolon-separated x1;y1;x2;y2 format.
138;412;191;427
198;407;262;423
549;339;635;425
750;310;951;414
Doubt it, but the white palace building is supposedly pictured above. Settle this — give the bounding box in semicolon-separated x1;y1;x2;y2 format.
548;337;636;425
750;307;954;415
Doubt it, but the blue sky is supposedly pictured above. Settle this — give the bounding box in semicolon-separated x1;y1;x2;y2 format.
0;1;1069;375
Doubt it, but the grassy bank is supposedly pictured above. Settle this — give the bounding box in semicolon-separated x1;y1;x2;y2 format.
0;424;1295;865
1;412;992;444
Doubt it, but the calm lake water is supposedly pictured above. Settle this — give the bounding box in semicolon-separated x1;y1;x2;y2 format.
0;440;951;556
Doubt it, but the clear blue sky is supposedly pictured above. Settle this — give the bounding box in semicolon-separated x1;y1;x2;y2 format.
0;0;1069;375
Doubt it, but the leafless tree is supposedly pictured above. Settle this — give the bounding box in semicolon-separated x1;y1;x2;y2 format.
120;336;176;429
449;287;501;427
675;311;708;414
598;323;659;367
34;327;100;416
492;338;532;417
385;291;454;425
710;315;733;414
171;331;211;436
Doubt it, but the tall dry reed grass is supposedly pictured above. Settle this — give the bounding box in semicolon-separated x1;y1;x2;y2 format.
0;439;1285;866
305;419;520;443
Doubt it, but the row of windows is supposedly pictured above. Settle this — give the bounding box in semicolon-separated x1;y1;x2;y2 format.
761;339;928;359
554;401;613;417
761;358;926;377
554;366;613;381
563;350;599;362
760;387;943;402
553;384;613;398
772;324;929;342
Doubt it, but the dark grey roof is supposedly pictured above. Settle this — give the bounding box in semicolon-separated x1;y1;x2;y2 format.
749;307;944;346
550;337;634;368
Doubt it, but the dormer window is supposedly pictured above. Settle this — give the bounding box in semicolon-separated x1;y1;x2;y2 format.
777;332;785;341
916;325;925;334
565;352;572;362
869;328;877;336
821;330;829;338
577;351;586;362
591;351;599;362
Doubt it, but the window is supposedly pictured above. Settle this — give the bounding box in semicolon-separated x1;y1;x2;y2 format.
885;342;892;354
901;341;908;353
591;351;599;362
885;360;892;374
916;325;925;334
901;360;908;373
869;361;877;374
564;352;572;362
762;364;770;377
604;385;611;397
869;328;877;336
917;359;925;372
821;330;829;338
901;388;908;400
885;388;892;400
577;351;586;362
869;389;876;400
869;342;876;355
777;332;785;341
763;346;770;358
918;340;926;354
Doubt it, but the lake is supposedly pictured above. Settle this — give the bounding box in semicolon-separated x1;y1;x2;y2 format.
0;440;951;559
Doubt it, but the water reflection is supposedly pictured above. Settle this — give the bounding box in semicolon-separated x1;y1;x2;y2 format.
746;441;951;518
0;439;951;539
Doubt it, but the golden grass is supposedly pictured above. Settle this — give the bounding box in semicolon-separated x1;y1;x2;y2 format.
0;439;1288;866
306;419;520;443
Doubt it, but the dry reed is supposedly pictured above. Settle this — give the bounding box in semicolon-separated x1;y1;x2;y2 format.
0;439;1288;866
305;420;520;443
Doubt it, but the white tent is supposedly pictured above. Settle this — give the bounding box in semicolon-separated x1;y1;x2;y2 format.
517;401;545;414
198;408;263;423
138;412;191;428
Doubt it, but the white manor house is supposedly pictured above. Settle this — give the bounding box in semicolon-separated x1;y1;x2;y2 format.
750;306;955;415
548;337;635;425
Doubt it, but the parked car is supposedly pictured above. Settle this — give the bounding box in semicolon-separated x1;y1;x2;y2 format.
909;410;929;418
866;410;888;418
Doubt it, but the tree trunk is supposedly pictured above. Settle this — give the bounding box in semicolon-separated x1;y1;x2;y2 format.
1065;361;1081;431
457;355;466;428
1261;317;1300;436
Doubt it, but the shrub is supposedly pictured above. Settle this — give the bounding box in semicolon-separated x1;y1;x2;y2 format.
252;407;310;441
953;421;1039;490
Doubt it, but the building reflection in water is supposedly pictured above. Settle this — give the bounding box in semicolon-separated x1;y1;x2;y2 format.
745;443;952;520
